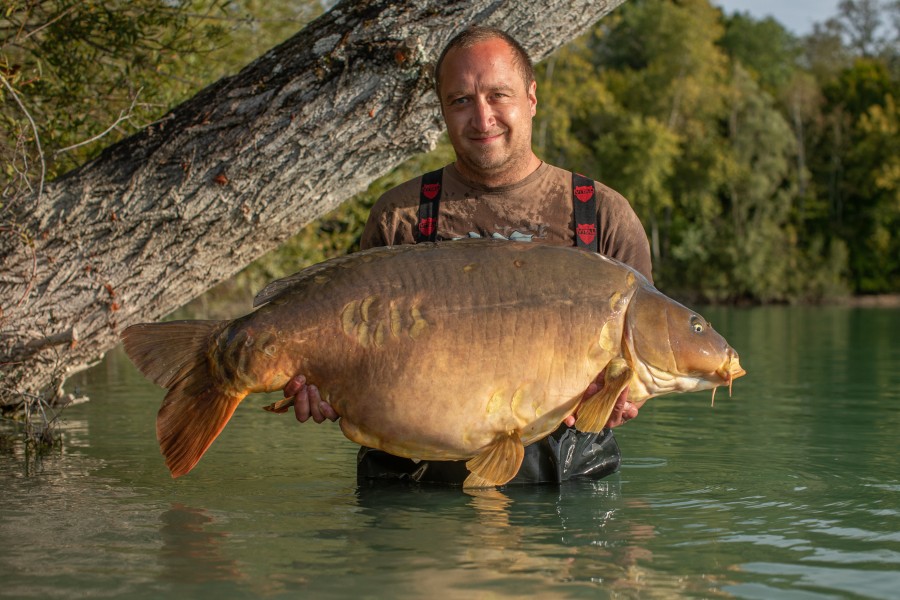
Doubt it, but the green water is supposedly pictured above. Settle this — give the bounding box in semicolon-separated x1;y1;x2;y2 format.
2;306;898;599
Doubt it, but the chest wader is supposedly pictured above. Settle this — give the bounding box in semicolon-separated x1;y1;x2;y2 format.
356;169;621;485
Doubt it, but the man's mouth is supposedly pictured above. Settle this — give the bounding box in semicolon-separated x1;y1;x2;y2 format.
469;132;505;144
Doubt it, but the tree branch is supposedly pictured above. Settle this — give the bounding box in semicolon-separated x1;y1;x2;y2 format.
53;88;143;156
0;71;46;203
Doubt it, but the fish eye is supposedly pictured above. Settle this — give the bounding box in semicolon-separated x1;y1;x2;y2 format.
690;316;704;333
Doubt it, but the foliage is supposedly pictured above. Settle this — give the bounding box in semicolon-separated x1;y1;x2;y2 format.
527;0;896;301
1;0;323;194
823;59;900;292
2;1;218;180
720;12;800;93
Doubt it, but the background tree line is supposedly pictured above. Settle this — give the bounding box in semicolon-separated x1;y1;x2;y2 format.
3;0;898;310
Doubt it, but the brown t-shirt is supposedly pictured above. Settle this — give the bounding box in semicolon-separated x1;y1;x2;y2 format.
360;162;653;283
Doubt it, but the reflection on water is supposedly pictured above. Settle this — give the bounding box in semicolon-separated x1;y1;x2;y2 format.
159;504;244;585
1;306;898;599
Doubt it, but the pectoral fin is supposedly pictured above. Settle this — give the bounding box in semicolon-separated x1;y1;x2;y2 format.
463;431;525;489
577;357;632;433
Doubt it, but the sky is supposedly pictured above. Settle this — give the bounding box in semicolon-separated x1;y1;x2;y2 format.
713;1;843;35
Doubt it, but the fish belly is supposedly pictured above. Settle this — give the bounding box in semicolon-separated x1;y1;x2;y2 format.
332;332;604;460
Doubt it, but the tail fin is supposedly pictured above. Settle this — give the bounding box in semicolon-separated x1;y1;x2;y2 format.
156;375;245;477
122;320;244;477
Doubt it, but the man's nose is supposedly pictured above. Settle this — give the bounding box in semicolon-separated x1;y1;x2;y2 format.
471;98;495;131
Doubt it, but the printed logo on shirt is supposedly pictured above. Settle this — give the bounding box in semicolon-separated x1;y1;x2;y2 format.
577;223;596;245
422;183;441;200
418;217;436;237
457;231;535;242
574;185;594;203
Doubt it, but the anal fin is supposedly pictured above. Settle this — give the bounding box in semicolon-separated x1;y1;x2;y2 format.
577;357;632;432
464;431;525;489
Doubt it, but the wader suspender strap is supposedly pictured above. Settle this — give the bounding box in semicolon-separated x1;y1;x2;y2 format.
572;173;598;252
415;168;443;243
415;169;598;248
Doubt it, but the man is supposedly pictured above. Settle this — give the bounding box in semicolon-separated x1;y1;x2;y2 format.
286;26;650;484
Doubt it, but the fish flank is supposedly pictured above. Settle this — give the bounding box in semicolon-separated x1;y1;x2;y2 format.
608;291;622;311
389;305;403;338
341;295;430;346
373;321;387;347
408;305;428;339
510;386;530;422
357;322;370;348
340;300;359;336
360;295;379;321
486;390;504;415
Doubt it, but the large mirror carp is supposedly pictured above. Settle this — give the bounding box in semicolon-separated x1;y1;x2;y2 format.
122;239;745;487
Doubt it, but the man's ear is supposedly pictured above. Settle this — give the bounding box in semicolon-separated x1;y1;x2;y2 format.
529;80;537;117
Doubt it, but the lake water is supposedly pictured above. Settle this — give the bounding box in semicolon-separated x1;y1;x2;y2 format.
1;306;898;599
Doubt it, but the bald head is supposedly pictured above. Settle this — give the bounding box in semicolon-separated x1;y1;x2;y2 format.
434;27;535;100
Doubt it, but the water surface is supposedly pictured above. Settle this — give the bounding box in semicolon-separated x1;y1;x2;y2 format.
2;306;898;599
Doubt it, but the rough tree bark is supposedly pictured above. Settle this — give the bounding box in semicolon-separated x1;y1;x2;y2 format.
0;0;627;409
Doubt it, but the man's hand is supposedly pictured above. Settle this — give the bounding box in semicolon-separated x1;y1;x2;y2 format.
564;371;639;429
285;375;338;423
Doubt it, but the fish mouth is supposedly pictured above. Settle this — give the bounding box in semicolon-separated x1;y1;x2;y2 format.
711;351;746;406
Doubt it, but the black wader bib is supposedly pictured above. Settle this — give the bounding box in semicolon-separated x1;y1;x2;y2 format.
356;169;621;485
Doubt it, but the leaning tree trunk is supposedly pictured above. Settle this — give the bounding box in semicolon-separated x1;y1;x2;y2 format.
0;0;626;409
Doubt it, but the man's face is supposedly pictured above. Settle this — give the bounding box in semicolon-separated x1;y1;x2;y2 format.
438;38;537;186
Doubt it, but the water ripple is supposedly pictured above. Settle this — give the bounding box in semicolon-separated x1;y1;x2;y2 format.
734;562;900;600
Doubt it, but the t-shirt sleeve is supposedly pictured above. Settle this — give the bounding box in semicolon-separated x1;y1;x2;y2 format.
360;198;392;250
595;184;654;284
359;178;421;250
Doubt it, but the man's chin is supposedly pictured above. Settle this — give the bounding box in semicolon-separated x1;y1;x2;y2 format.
460;151;509;174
